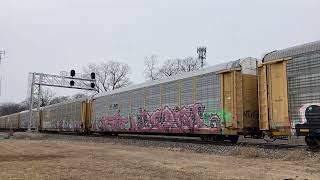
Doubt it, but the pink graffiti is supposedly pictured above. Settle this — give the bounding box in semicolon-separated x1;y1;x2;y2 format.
95;103;217;133
99;110;129;131
131;103;206;132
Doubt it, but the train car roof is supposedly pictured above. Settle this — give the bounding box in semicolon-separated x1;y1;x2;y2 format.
263;40;320;62
19;108;39;114
94;57;258;99
41;96;89;109
0;111;21;118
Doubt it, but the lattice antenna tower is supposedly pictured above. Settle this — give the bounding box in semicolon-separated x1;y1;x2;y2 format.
197;46;206;69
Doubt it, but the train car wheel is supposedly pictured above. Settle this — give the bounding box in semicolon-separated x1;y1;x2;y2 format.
228;135;239;144
214;135;225;142
305;135;319;149
200;135;209;142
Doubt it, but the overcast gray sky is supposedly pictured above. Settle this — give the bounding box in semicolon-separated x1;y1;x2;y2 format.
0;0;320;103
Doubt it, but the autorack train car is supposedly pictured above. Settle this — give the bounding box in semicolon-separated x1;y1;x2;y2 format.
19;110;38;130
0;98;88;132
1;40;320;149
90;57;260;143
258;40;320;148
41;97;89;132
0;112;20;130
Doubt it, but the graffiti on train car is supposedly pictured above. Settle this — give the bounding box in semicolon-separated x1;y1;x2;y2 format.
243;110;259;120
132;103;206;131
99;110;130;131
299;103;320;124
93;103;232;133
47;120;81;130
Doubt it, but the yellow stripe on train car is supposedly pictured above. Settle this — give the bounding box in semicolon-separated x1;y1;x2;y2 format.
300;129;309;133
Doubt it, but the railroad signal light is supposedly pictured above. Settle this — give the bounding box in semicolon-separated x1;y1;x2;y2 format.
91;72;95;79
70;80;75;86
70;70;76;77
91;82;95;88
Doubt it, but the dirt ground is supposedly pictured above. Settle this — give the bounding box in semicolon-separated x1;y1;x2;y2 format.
0;136;319;180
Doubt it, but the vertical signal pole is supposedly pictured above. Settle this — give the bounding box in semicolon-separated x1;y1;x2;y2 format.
197;47;207;69
27;71;96;132
28;73;35;132
36;74;43;131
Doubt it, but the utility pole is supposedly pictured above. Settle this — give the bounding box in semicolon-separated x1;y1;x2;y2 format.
0;50;5;64
197;47;206;69
0;50;5;96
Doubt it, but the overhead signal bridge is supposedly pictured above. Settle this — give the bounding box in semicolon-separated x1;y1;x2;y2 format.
31;72;96;90
28;70;96;132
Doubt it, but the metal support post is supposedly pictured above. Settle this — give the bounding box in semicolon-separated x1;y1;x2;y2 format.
28;73;35;132
36;74;43;131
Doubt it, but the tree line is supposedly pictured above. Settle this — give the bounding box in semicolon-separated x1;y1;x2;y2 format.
0;92;87;117
0;56;205;116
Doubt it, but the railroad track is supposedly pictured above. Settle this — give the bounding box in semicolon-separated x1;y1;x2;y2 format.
112;134;307;150
1;130;310;153
37;131;308;151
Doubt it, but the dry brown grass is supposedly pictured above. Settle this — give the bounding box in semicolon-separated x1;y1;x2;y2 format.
283;149;308;161
229;147;261;158
12;132;48;140
0;139;319;180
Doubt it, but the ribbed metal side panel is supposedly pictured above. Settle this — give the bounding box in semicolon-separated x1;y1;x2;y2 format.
161;81;179;107
130;88;145;114
42;101;82;130
19;111;37;129
145;85;161;112
287;52;320;129
119;92;130;116
196;73;221;111
180;78;193;105
93;73;221;119
7;113;19;129
93;94;109;122
0;116;7;128
92;89;144;123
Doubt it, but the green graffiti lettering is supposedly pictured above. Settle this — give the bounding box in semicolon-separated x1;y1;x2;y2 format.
203;109;232;127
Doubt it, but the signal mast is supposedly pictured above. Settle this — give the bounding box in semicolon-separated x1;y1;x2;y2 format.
27;69;96;132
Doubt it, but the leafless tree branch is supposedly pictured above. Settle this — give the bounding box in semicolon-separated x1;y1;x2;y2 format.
144;55;160;81
83;61;131;92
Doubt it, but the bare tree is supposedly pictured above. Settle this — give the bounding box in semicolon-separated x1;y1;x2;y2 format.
83;61;131;92
49;96;70;105
21;88;55;108
39;88;55;107
108;61;131;90
180;57;204;72
155;57;206;78
83;63;109;92
158;58;181;77
144;55;160;81
72;93;87;99
0;103;27;116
